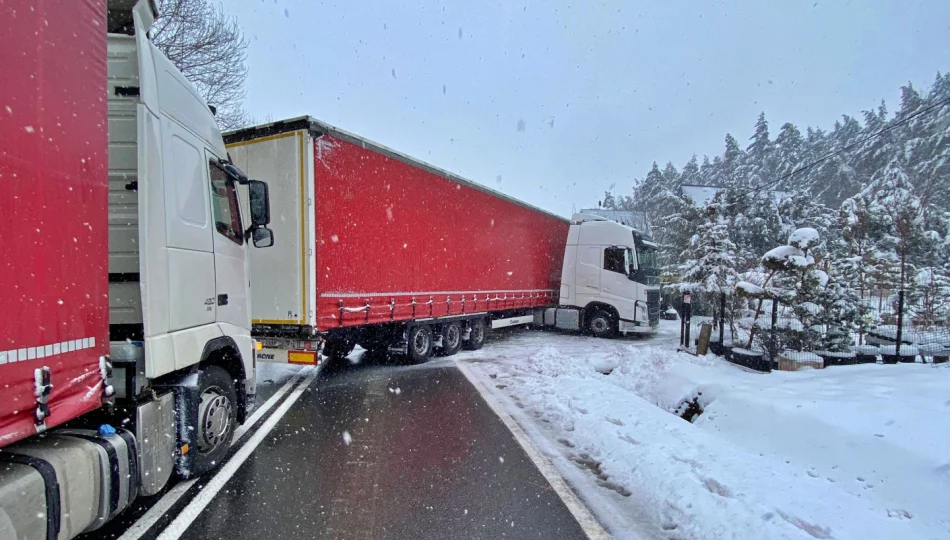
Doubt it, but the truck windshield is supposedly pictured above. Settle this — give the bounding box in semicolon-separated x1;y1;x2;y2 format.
636;246;658;270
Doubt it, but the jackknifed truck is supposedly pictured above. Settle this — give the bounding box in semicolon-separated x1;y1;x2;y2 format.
0;0;274;537
224;117;660;365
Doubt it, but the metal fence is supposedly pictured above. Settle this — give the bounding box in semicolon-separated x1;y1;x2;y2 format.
677;287;950;373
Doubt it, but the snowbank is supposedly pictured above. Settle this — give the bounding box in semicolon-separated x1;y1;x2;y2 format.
779;351;822;363
879;344;919;356
457;326;950;539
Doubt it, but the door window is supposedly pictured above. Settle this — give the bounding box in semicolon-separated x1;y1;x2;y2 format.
209;161;244;245
603;247;626;274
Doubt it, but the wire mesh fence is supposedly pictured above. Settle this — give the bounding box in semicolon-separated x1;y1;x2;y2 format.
676;286;950;373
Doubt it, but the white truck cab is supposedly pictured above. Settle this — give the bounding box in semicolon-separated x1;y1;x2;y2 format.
106;0;274;481
539;213;660;337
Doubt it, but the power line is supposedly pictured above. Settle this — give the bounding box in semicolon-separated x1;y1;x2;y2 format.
732;95;950;200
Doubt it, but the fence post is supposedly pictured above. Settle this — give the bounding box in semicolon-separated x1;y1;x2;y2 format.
769;298;779;365
895;289;904;357
719;292;726;347
680;292;692;347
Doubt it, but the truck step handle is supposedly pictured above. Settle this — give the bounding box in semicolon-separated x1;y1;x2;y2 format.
217;294;229;306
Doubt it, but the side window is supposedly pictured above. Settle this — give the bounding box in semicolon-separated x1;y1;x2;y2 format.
603;247;626;274
209;161;244;245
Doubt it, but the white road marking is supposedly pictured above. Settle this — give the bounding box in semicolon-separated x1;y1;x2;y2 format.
233;369;309;442
454;359;611;540
118;367;308;540
156;368;319;540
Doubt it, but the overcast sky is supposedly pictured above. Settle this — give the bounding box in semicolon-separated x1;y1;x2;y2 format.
230;0;950;218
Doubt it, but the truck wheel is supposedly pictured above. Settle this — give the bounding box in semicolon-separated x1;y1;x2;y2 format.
323;337;355;360
462;318;487;351
588;310;617;339
191;366;237;476
407;324;433;363
438;321;462;356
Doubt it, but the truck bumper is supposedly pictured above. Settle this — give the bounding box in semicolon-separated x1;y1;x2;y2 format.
255;347;320;366
619;320;655;334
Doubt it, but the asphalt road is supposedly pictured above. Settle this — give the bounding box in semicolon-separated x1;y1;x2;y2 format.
93;354;590;539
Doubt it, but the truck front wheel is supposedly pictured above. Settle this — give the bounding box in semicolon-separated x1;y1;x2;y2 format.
190;365;237;476
407;324;433;363
587;310;618;339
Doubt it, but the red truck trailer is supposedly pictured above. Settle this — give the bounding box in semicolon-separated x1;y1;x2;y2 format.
0;0;110;448
1;1;273;536
225;117;571;362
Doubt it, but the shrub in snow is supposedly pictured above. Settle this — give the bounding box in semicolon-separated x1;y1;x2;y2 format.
738;227;827;352
911;267;950;326
777;351;824;371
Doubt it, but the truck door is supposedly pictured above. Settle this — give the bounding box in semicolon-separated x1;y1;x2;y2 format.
208;158;250;329
600;247;637;319
161;126;216;331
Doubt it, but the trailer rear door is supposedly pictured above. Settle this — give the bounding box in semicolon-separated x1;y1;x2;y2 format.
227;130;315;330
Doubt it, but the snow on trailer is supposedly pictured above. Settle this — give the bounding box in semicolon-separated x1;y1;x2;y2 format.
225;117;570;361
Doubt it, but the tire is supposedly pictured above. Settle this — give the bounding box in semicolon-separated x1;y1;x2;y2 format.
189;365;237;476
323;336;355;360
437;321;463;356
462;318;487;351
406;324;433;364
587;309;617;339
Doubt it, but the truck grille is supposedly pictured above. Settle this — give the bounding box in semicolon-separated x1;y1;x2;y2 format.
647;289;660;327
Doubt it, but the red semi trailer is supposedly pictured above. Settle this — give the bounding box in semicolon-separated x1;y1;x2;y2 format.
0;1;273;536
225;117;659;364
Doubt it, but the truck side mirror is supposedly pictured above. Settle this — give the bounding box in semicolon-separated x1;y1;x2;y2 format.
251;227;274;248
248;180;271;226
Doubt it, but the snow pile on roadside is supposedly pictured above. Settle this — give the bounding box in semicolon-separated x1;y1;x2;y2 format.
459;329;950;539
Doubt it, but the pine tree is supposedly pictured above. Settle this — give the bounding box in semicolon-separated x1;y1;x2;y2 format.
678;194;739;295
677;195;739;327
871;160;927;295
680;155;700;186
774;122;805;189
722;134;743;186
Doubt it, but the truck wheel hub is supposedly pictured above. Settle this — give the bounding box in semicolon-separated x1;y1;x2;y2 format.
446;326;460;348
412;331;429;354
591;318;609;333
198;387;232;453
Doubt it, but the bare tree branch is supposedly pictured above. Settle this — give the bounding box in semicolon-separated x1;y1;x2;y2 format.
151;0;252;129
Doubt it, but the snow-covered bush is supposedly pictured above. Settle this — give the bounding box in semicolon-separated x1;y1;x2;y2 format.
912;267;950;326
737;228;829;352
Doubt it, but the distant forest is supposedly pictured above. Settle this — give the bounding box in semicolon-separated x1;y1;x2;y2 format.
602;72;950;289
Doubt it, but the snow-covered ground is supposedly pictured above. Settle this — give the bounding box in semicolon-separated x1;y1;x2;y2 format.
456;320;950;539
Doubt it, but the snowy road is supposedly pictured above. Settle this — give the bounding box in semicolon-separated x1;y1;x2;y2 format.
90;346;600;539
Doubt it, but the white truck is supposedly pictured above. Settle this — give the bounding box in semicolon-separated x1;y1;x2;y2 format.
223;118;659;366
0;1;273;537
